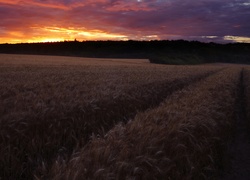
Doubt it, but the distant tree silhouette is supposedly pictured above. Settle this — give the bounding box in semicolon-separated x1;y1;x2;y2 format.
0;40;249;64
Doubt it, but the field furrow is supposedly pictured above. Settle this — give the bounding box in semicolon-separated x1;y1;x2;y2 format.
220;67;250;179
244;68;250;123
0;65;221;179
51;67;241;180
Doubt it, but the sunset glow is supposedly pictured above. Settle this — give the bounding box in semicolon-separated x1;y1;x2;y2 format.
0;0;250;43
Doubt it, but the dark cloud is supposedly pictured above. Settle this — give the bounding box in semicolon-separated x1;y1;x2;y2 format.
0;0;249;43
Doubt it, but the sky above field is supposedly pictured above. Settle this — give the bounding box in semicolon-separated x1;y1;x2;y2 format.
0;0;250;43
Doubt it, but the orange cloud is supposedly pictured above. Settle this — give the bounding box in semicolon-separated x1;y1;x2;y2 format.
0;0;84;10
224;36;250;43
0;26;128;43
0;0;249;43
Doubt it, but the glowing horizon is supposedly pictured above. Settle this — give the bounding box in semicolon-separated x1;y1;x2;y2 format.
0;0;250;44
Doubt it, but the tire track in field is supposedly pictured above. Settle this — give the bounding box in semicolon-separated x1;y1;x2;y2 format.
41;69;221;176
0;68;222;179
63;69;222;144
49;67;240;180
222;69;250;180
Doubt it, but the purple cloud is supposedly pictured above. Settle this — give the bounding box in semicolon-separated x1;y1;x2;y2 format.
0;0;249;43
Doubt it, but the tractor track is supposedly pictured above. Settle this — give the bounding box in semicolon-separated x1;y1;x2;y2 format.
222;69;250;180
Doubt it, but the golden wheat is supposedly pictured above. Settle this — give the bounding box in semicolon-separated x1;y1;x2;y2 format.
51;67;241;180
0;54;223;179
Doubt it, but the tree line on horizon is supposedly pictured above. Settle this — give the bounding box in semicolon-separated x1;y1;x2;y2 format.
0;40;249;65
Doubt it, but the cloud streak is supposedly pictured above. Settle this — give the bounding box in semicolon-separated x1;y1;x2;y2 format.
0;0;250;43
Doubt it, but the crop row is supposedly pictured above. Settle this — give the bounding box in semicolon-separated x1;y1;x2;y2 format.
49;67;241;180
0;65;220;179
0;65;220;115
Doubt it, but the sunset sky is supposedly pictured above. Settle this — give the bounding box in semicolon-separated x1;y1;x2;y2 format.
0;0;250;43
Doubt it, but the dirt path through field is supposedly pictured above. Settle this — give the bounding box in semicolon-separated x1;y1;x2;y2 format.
222;70;250;180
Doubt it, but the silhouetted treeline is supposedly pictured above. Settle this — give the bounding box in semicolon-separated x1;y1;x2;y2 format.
0;40;250;64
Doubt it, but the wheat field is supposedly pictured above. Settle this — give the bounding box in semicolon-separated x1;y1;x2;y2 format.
0;54;249;179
